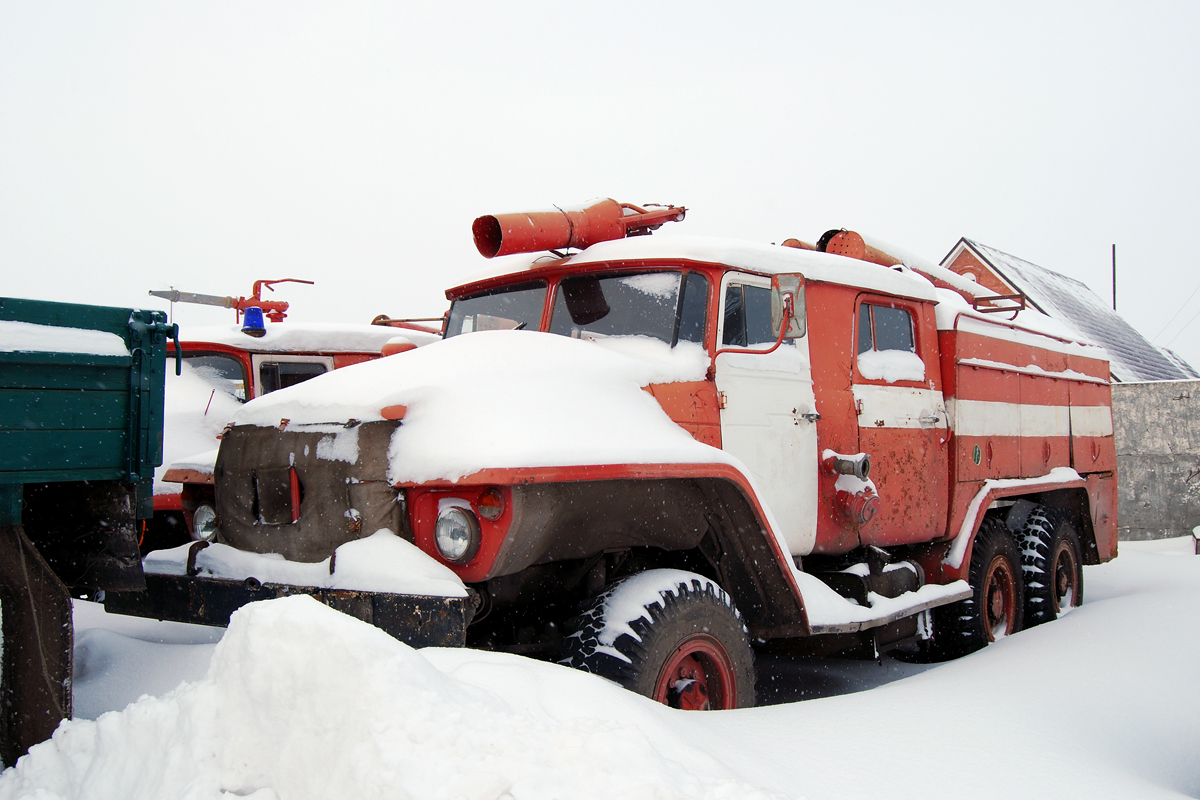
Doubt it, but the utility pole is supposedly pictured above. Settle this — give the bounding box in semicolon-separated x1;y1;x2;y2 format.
1112;244;1117;311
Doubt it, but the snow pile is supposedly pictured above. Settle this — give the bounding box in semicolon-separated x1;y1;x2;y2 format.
154;361;244;492
30;538;1200;800
0;319;128;356
4;595;782;800
144;530;468;598
233;330;732;484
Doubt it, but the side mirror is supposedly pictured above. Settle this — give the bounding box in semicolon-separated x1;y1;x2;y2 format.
771;273;806;339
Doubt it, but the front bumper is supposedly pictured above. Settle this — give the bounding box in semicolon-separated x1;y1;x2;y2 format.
105;573;473;648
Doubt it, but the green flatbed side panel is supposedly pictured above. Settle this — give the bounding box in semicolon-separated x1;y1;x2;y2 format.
0;429;129;475
0;389;129;431
0;297;173;488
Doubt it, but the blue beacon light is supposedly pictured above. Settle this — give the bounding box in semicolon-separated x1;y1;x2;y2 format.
241;306;267;338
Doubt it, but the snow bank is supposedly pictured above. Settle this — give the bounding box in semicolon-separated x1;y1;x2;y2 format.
233;330;733;484
5;595;781;800
37;538;1200;800
144;530;469;598
0;319;128;356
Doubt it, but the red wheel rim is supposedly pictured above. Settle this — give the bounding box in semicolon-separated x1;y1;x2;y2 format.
653;633;739;710
982;555;1017;642
1050;542;1080;614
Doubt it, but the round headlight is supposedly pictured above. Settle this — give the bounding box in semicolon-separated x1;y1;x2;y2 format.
434;506;480;563
192;503;218;542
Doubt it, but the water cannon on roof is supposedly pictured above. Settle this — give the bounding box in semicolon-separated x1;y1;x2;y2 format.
149;278;315;324
471;198;686;259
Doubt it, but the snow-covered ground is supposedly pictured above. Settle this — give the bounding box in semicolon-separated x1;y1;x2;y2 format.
3;538;1197;800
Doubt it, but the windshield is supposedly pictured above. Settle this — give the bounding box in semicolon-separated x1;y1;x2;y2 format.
445;281;547;338
181;352;248;402
549;271;709;347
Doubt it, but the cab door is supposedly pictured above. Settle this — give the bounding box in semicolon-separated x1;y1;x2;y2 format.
851;296;948;546
714;273;819;557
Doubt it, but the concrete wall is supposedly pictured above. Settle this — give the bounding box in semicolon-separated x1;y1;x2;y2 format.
1112;380;1200;540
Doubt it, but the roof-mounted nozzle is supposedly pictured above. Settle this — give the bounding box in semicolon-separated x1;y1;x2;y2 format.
150;278;314;323
472;198;686;259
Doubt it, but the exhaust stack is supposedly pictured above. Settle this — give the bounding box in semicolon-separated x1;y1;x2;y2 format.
472;198;685;259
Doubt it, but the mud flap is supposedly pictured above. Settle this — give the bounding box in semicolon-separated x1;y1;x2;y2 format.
0;525;72;767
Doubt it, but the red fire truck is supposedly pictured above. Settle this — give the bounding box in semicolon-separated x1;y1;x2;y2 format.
115;200;1117;710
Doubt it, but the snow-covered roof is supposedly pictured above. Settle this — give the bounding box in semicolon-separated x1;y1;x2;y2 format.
943;239;1199;383
182;323;440;353
454;235;940;303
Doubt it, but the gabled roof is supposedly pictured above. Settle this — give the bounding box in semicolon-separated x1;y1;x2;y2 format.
941;238;1199;383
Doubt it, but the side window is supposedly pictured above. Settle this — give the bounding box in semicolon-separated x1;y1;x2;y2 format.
857;303;915;354
856;301;924;383
259;361;328;395
722;283;775;347
675;271;709;345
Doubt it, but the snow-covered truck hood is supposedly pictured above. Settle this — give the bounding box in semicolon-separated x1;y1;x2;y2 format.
231;330;734;485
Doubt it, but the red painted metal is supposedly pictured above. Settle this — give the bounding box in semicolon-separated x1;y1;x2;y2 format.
472;198;686;258
982;552;1018;641
289;467;301;524
152;494;184;511
644;381;722;448
653;634;739;710
380;405;408;421
381;341;417;357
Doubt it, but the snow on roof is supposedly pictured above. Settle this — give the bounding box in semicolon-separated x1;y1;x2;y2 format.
182;322;440;353
0;319;129;356
452;235;940;303
949;239;1197;382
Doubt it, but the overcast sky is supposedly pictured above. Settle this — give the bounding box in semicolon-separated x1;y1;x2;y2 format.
3;2;1198;370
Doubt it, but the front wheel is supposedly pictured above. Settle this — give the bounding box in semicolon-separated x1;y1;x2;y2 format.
562;569;755;709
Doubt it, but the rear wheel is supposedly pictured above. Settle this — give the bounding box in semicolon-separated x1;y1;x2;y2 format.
562;569;755;709
1019;507;1083;626
933;517;1023;657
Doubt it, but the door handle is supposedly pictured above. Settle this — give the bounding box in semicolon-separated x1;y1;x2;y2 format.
800;412;821;422
919;413;940;425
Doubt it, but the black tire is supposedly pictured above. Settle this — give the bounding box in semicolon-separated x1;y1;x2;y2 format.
933;517;1024;657
1019;507;1083;627
562;570;755;709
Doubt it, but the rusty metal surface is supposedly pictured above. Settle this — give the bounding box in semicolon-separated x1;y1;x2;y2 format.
0;525;73;765
105;574;470;649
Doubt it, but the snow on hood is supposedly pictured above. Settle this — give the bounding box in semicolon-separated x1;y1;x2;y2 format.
0;595;780;800
182;322;440;353
232;330;729;484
